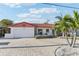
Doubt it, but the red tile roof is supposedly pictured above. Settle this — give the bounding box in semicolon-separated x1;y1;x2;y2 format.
34;24;54;28
9;22;54;28
9;22;34;27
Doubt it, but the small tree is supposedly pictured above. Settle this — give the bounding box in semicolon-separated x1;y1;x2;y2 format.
0;19;13;27
0;19;13;36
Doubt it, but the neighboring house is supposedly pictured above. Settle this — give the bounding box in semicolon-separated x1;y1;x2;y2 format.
4;22;55;38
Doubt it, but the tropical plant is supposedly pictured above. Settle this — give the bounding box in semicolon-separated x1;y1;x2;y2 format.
55;14;72;46
55;10;79;47
70;10;79;47
0;19;13;27
0;19;13;36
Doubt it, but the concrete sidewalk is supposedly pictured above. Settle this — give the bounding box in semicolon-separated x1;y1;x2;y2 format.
0;38;77;56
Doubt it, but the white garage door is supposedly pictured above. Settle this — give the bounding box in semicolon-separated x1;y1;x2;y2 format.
13;27;34;38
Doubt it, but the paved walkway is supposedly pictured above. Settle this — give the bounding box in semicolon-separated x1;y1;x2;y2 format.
0;37;78;56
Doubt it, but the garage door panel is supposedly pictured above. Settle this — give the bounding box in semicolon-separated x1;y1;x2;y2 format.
13;28;34;38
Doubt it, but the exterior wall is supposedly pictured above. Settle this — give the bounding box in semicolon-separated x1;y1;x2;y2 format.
5;27;34;38
36;28;53;36
5;27;54;38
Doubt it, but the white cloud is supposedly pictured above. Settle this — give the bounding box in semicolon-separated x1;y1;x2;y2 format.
28;18;47;23
2;3;36;8
17;8;58;18
14;18;46;24
17;13;41;18
17;13;30;18
29;8;58;14
24;3;36;6
3;3;22;8
30;14;41;18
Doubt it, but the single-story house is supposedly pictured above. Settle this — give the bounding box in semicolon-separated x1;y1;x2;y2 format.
4;22;55;38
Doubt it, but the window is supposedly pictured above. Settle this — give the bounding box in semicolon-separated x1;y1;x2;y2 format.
38;29;42;35
52;29;54;34
46;29;49;32
8;28;11;33
5;28;11;33
45;29;49;35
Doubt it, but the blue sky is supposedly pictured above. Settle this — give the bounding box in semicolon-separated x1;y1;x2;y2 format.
0;3;79;24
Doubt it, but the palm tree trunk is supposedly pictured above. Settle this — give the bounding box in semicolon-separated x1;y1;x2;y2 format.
70;29;76;47
54;30;57;37
73;30;77;47
62;32;65;38
65;32;71;46
73;36;76;47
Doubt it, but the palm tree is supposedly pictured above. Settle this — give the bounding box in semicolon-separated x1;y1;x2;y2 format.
70;10;79;47
55;10;79;47
55;16;66;37
55;14;72;46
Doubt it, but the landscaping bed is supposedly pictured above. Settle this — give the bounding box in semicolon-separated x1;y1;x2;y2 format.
35;35;54;39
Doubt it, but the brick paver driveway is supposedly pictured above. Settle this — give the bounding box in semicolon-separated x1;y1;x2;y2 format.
0;38;73;56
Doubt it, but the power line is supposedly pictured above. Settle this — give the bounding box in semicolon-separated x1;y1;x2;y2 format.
42;3;79;9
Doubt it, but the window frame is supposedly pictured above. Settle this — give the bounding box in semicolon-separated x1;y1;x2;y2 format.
38;29;43;35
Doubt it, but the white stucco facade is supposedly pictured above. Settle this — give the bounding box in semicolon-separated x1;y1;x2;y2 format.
5;27;35;38
5;27;54;38
4;22;54;38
